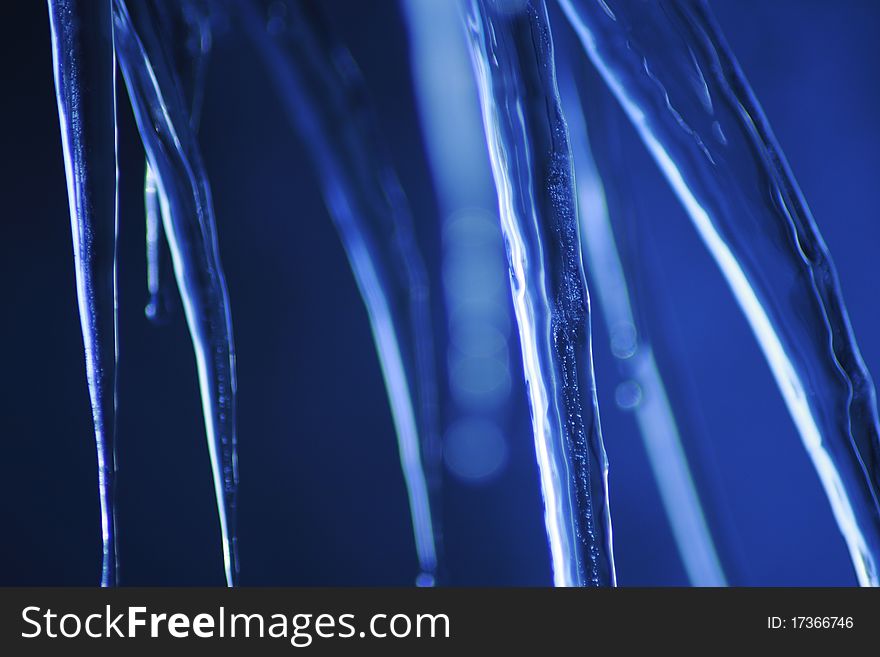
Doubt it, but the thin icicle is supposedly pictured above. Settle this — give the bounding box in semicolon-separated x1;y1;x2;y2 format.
47;0;120;587
464;0;615;586
143;166;168;322
233;0;443;584
113;0;240;586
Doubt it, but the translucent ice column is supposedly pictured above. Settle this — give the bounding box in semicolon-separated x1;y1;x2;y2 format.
48;0;120;586
464;0;614;586
113;0;240;586
234;0;441;584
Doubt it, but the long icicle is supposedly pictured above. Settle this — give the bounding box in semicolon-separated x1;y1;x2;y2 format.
558;0;880;585
113;0;240;586
47;0;120;587
464;0;615;586
234;0;442;584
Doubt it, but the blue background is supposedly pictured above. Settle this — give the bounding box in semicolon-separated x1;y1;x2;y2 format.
1;0;878;585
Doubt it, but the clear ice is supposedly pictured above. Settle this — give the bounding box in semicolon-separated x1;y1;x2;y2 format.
464;0;615;586
113;0;240;586
47;0;120;587
233;0;442;583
